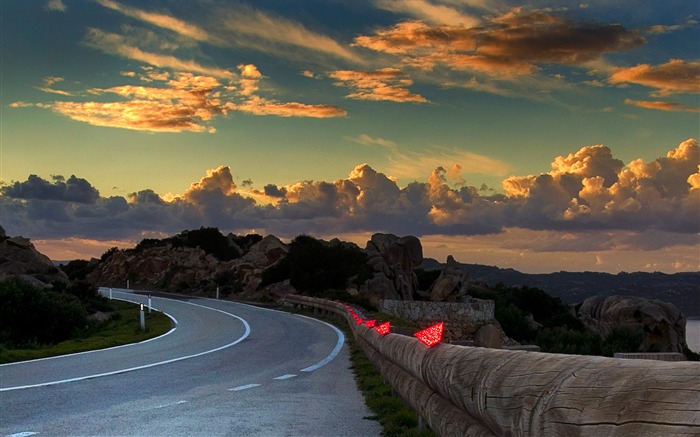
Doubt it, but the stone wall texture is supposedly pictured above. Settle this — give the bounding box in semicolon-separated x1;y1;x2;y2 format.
380;299;496;340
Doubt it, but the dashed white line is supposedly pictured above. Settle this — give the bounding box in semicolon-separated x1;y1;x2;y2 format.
5;432;38;437
229;383;261;392
273;374;297;380
149;400;187;410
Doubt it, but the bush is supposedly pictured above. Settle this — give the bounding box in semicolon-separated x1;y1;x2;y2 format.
260;235;372;295
0;279;89;346
536;326;603;355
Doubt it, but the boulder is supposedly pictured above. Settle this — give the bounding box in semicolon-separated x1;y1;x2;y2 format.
576;295;688;353
362;233;422;302
474;323;508;349
428;255;470;301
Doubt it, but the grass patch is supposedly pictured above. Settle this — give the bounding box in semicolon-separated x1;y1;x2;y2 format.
0;300;172;364
282;304;436;437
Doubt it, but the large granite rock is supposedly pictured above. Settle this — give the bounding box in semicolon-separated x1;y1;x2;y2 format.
88;234;289;296
361;233;422;302
0;226;69;287
428;255;471;301
576;295;688;353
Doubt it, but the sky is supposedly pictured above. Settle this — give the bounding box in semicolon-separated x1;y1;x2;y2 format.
1;0;698;274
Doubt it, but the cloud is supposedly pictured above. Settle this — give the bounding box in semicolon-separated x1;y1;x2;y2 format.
624;98;700;113
50;72;225;133
84;28;235;79
375;0;481;26
95;0;214;43
18;64;346;132
2;175;100;203
3;139;697;250
330;68;427;103
354;8;644;77
610;59;700;96
45;0;65;12
218;4;362;64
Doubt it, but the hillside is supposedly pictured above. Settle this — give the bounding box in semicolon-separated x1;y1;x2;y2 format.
421;258;700;317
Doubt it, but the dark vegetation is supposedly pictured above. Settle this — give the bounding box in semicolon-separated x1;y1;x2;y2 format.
465;284;651;356
132;227;261;261
0;278;112;348
260;234;373;294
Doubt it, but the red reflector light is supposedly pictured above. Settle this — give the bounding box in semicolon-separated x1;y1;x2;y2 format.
415;322;444;347
374;321;391;335
364;320;376;327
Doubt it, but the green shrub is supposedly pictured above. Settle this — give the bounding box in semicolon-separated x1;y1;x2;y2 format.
0;279;88;346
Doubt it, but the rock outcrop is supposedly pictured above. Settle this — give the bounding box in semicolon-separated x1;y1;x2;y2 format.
361;233;422;302
576;295;688;353
88;234;289;297
428;255;471;301
0;226;69;287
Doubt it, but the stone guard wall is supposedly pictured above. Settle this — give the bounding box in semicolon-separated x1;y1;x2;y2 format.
380;299;495;340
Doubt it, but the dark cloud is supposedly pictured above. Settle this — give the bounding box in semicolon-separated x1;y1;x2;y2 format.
2;174;100;203
1;139;697;251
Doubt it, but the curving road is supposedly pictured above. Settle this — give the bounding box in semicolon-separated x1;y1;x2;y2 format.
0;289;380;436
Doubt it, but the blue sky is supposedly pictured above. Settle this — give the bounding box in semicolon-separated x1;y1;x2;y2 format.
1;0;698;273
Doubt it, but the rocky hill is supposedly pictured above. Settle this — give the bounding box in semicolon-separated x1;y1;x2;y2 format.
420;258;700;317
0;226;69;287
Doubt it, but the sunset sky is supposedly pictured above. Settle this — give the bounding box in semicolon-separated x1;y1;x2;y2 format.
1;0;698;273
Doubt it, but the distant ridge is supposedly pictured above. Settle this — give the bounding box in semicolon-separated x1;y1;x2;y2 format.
421;258;700;317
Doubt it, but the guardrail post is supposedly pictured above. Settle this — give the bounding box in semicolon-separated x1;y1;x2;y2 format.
418;415;426;432
139;304;145;331
109;288;112;300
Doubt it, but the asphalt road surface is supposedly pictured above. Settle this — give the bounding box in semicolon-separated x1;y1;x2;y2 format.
0;289;381;436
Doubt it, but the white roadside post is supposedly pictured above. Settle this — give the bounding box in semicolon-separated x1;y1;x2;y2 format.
109;288;112;300
140;304;145;331
148;295;152;313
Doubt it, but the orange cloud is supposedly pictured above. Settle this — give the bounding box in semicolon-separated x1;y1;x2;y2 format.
330;68;427;103
624;98;700;113
610;59;700;96
354;8;644;78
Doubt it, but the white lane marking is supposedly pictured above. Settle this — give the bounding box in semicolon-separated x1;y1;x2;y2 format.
229;383;261;392
131;290;347;374
294;314;345;373
149;400;187;410
273;374;297;380
5;432;38;437
0;295;178;368
0;295;251;392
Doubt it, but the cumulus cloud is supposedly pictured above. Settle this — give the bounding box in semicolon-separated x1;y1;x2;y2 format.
2;175;100;204
330;68;427;103
609;59;700;96
2;140;697;251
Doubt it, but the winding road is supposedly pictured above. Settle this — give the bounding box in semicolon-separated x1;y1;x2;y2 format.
0;289;380;436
